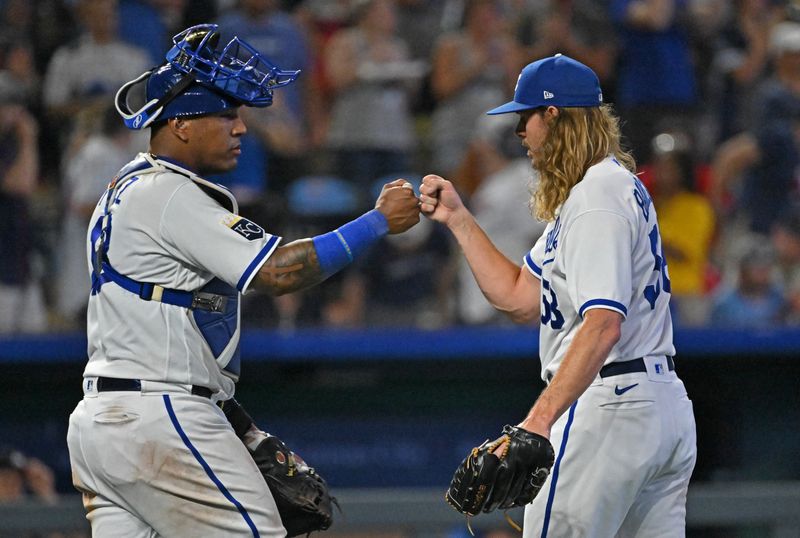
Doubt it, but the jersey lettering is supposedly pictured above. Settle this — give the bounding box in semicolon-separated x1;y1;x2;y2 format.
633;178;651;222
541;278;565;330
643;223;671;309
545;216;561;254
631;177;669;309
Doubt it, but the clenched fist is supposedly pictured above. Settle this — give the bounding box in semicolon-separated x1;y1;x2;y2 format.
419;174;468;227
375;178;421;234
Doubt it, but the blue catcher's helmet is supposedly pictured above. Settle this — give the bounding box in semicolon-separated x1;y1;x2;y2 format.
115;24;300;130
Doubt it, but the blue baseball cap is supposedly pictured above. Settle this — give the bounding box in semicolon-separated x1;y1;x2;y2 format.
486;54;602;115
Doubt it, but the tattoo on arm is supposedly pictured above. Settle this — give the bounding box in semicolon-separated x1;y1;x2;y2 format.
255;239;326;295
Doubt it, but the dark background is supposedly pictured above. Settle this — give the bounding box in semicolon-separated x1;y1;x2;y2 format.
2;329;798;495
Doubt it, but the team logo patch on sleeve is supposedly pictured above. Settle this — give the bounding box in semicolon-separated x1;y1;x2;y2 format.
223;215;265;241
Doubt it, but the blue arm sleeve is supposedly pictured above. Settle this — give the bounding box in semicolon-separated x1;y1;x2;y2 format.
311;209;389;277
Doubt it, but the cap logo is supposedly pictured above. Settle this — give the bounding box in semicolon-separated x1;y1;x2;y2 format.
133;114;143;128
543;91;554;100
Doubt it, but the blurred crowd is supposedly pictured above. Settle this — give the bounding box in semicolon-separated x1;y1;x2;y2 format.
2;0;800;335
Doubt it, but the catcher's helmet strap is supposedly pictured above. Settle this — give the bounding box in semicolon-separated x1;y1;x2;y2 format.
116;70;196;130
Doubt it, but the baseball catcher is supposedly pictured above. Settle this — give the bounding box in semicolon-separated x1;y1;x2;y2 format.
446;425;554;530
67;19;419;538
221;398;336;536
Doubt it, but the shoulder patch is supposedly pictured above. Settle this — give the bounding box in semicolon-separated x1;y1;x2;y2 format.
223;215;265;241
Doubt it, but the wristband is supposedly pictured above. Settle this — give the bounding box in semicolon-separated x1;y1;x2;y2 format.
312;209;389;277
219;398;255;439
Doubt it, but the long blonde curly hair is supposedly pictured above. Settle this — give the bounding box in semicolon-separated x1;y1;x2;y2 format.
531;104;635;221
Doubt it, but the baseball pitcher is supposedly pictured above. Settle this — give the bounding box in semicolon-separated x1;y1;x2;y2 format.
423;54;697;537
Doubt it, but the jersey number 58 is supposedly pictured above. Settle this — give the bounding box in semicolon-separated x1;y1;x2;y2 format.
643;224;671;309
541;278;565;330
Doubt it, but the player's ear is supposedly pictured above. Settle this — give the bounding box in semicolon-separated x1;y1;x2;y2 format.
168;117;191;143
544;106;560;121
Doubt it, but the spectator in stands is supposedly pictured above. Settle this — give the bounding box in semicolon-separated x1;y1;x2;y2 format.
0;34;39;108
218;0;312;133
117;0;172;65
516;0;617;87
324;0;422;206
429;0;520;178
771;204;800;324
784;295;800;327
704;0;774;146
610;0;698;163
0;76;46;335
55;105;135;329
291;0;352;117
0;0;73;76
710;241;785;327
0;445;71;537
710;21;800;236
453;115;546;325
41;0;150;141
0;35;42;180
649;131;716;326
394;0;451;62
0;445;58;504
217;0;320;193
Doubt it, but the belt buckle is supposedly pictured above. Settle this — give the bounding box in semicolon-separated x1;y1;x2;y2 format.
191;292;226;312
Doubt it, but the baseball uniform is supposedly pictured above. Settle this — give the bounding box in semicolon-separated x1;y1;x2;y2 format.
67;153;286;537
521;156;697;537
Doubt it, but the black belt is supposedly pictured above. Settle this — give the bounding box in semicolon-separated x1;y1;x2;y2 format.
95;377;213;399
546;356;675;384
599;356;675;378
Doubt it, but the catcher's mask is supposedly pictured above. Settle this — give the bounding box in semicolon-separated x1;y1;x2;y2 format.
115;23;300;130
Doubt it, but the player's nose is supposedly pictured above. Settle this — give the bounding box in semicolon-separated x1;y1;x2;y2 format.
232;110;247;136
233;118;247;136
515;116;527;138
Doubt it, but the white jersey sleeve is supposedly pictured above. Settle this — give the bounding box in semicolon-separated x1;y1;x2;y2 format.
524;232;546;280
160;183;280;294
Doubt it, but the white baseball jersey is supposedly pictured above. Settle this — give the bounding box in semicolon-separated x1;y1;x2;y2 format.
523;156;675;381
69;153;288;537
83;153;280;398
519;156;696;537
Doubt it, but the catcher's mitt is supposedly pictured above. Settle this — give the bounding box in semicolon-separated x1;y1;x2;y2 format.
446;425;555;518
250;435;336;537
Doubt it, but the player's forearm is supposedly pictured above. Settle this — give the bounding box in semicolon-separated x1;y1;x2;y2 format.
449;211;534;320
1;140;38;196
255;239;327;296
521;311;622;435
255;209;391;296
219;398;267;450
